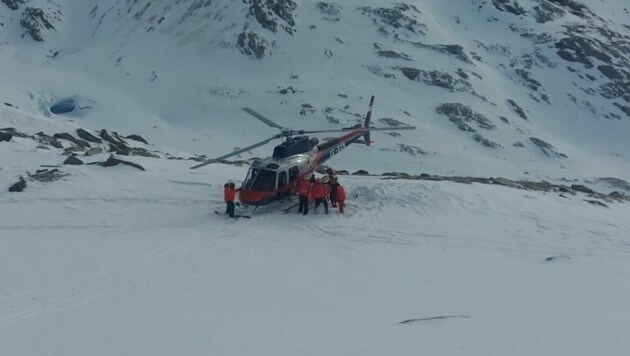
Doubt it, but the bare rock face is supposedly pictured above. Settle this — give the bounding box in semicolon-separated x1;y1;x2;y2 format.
0;131;12;142
63;155;84;165
20;7;57;41
529;137;568;158
8;178;26;192
2;0;24;11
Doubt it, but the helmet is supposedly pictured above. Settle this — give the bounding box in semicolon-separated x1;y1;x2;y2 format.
227;179;233;184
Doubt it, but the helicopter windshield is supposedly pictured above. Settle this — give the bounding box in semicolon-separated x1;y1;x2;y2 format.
244;168;277;191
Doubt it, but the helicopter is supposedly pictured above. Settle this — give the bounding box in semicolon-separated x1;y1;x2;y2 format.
191;96;415;208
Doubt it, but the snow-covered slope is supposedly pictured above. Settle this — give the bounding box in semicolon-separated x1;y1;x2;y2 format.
2;143;630;355
1;0;630;179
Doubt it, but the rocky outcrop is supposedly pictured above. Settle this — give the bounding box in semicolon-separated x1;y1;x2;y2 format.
529;137;568;158
8;178;26;192
359;4;426;37
0;131;12;142
100;155;145;171
237;31;269;60
20;7;57;41
77;128;103;144
2;0;24;11
248;0;297;35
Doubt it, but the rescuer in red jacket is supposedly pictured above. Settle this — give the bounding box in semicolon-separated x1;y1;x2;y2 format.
311;178;329;214
335;183;346;214
224;180;239;218
297;176;311;215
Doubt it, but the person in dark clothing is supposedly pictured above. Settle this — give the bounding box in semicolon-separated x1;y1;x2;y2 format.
311;178;329;214
326;168;339;207
223;180;239;218
297;176;311;215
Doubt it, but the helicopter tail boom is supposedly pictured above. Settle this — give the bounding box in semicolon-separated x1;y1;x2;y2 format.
362;95;375;146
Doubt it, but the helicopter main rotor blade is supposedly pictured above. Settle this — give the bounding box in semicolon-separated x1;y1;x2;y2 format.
190;134;280;169
296;125;416;134
242;108;284;130
366;126;416;131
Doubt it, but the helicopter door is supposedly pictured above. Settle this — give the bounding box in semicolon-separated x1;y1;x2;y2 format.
277;171;290;198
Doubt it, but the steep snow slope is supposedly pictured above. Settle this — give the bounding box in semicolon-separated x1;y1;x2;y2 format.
1;0;629;180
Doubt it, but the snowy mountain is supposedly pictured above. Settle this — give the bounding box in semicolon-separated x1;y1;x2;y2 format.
2;1;630;355
2;0;629;178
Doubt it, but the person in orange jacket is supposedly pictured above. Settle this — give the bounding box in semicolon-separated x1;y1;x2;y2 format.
335;183;346;214
297;176;311;215
325;168;339;207
311;178;329;214
223;180;240;218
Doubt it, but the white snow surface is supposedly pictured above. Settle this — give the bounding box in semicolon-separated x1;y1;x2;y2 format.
2;0;630;355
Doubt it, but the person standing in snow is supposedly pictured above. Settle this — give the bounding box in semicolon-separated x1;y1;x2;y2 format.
311;178;329;214
335;183;346;214
297;176;311;215
325;168;339;207
224;180;239;218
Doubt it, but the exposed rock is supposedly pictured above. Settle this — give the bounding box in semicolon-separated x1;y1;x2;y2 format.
248;0;297;35
63;155;84;165
0;131;12;142
410;42;473;64
544;255;571;263
84;147;104;156
317;1;341;22
237;31;269;60
436;103;496;132
472;134;502;149
100;129;130;152
2;0;24;11
376;50;411;60
359;4;426;37
397;67;472;92
506;99;528;120
125;134;148;145
8;178;26;192
27;169;69;182
492;0;525;16
585;199;608;207
53;132;91;148
529;137;567;158
571;184;594;194
100;155;145;171
20;7;56;42
130;147;159;158
352;170;370;176
77;128;102;144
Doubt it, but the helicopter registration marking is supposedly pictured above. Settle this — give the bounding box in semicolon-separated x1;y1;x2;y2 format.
329;143;346;158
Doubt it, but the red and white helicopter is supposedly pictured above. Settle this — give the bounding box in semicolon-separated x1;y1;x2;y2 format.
191;96;415;208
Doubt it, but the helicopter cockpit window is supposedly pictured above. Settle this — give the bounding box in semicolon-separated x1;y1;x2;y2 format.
248;169;277;191
278;171;288;188
288;166;300;182
243;168;260;188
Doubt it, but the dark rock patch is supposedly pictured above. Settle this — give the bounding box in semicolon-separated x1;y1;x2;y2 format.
529;137;567;158
376;50;411;60
248;0;297;34
317;1;342;22
77;128;102;144
28;168;69;182
8;178;26;192
0;131;12;142
544;255;571;263
410;42;473;64
397;67;472;92
506;99;528;120
63;155;84;165
84;147;104;156
436;103;496;132
358;4;426;37
472;134;502;149
585;199;608;208
100;130;130;152
125;134;148;145
53;132;91;148
21;7;56;42
237;31;269;60
571;184;594;194
2;0;25;11
352;170;370;176
100;155;145;171
491;0;525;16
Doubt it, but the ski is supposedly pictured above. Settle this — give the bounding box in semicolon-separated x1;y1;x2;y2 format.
214;211;251;219
283;202;300;213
